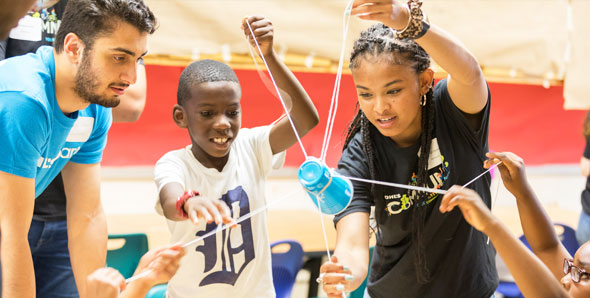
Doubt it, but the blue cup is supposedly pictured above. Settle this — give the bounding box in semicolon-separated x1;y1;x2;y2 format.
297;158;353;215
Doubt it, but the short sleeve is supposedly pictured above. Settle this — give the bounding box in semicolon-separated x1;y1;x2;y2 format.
154;151;187;193
0;92;48;178
435;79;491;150
70;106;113;164
333;133;373;224
245;126;276;177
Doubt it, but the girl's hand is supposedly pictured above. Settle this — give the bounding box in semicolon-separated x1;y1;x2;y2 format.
439;185;497;233
320;256;354;298
484;151;532;198
351;0;410;31
241;15;274;57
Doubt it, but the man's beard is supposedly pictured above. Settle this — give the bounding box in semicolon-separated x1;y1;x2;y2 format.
73;51;121;108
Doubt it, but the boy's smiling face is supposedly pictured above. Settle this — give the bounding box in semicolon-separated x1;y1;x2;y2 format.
175;81;242;170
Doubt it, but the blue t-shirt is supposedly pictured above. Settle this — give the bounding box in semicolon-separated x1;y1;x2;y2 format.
0;46;112;197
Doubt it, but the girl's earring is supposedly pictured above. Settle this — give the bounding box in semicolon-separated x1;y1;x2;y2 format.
420;94;427;106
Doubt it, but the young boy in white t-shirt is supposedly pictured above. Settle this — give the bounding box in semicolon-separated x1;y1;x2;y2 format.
154;15;319;298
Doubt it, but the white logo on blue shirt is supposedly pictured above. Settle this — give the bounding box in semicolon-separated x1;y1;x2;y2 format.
37;146;81;169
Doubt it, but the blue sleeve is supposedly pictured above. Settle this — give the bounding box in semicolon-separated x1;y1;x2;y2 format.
70;106;112;164
0;92;49;178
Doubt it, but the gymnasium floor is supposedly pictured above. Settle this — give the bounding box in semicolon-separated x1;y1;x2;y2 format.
101;164;584;297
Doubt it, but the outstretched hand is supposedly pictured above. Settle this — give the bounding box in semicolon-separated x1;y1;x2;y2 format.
184;194;234;226
484;152;532;198
320;255;354;298
132;243;185;287
86;268;125;298
351;0;410;30
439;185;497;233
241;15;274;58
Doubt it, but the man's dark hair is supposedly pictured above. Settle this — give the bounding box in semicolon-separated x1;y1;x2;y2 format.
54;0;157;53
344;23;434;285
177;59;240;106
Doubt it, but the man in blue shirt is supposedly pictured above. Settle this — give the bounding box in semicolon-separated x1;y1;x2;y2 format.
0;0;157;297
0;1;149;296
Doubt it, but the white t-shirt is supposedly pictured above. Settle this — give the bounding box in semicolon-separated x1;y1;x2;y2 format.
154;126;284;298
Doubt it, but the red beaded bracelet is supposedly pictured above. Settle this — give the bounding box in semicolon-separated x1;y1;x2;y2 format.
176;190;199;219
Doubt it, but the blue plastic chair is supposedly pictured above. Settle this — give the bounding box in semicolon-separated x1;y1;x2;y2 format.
106;233;149;279
555;223;580;256
496;223;579;298
145;284;167;298
271;240;304;298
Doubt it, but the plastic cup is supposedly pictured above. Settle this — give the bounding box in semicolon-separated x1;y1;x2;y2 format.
297;158;353;215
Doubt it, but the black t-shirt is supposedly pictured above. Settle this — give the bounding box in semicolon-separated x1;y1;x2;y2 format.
34;173;67;221
581;138;590;214
335;80;497;298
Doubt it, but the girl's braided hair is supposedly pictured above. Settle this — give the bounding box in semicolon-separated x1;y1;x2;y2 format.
343;23;435;284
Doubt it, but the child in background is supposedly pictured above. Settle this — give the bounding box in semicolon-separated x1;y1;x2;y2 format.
440;151;589;298
154;15;319;298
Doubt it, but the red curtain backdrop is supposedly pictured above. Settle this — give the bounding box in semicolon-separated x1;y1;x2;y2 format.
103;65;586;168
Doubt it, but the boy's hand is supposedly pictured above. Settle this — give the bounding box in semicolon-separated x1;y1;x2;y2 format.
484;152;532;197
87;268;125;298
132;243;185;287
439;185;497;233
241;15;274;57
351;0;410;31
184;193;234;226
320;256;354;298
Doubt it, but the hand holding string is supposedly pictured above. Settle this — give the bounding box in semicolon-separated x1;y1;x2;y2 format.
320;256;353;298
440;185;498;234
242;15;274;58
484;152;532;198
351;0;410;30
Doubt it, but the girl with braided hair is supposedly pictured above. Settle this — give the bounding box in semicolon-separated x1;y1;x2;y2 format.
320;1;497;297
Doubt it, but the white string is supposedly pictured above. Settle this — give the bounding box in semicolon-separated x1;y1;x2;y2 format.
462;162;502;189
312;193;333;260
312;191;347;298
337;174;448;195
487;165;502;245
245;16;345;294
244;19;308;158
125;190;299;284
337;162;501;195
247;37;284;102
245;46;288;127
320;0;355;162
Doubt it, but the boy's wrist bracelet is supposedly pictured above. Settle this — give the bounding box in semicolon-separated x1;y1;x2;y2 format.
176;190;199;219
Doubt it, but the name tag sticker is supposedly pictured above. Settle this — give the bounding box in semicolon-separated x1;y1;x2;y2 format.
9;15;42;42
66;117;94;142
